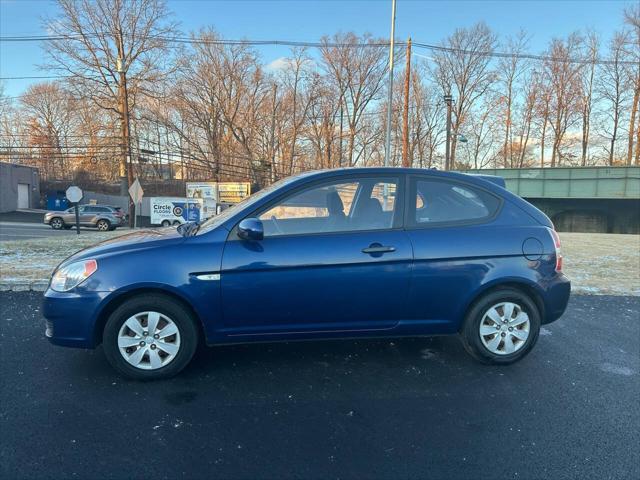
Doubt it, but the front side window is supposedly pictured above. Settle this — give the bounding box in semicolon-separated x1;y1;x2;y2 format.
412;179;500;225
257;177;399;237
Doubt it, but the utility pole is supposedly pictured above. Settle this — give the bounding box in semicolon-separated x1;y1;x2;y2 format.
339;92;344;168
402;37;411;168
444;94;453;170
270;83;278;183
383;0;397;167
116;41;134;226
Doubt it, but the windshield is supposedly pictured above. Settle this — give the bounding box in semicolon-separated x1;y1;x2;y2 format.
196;176;295;235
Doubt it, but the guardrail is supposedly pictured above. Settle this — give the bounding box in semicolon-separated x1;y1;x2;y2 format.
463;166;640;199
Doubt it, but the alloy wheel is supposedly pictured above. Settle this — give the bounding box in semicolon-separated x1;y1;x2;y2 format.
97;220;109;231
117;311;181;370
479;302;530;355
51;218;63;229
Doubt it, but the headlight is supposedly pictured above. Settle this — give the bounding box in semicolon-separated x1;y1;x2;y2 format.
50;259;98;292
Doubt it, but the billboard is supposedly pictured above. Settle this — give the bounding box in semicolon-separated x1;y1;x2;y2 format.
186;182;217;219
185;182;252;205
217;182;252;203
186;182;217;200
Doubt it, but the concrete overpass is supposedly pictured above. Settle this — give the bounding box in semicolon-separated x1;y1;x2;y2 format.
465;167;640;234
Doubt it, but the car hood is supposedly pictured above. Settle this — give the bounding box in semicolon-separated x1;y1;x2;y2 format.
59;228;185;267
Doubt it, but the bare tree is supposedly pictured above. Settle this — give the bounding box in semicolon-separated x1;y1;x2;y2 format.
410;63;445;168
305;76;341;169
580;31;599;165
21;82;77;179
462;94;501;169
543;34;584;166
432;22;497;168
44;0;177;193
514;69;540;167
276;48;318;176
597;31;630;165
624;4;640;164
498;30;529;167
320;33;388;167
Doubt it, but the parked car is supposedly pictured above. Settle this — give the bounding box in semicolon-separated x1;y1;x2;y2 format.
43;168;571;380
44;205;126;231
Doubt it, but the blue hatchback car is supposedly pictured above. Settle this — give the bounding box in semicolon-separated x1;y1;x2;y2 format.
43;168;570;379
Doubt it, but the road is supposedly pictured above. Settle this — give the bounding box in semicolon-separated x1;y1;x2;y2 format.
0;293;638;480
0;222;126;241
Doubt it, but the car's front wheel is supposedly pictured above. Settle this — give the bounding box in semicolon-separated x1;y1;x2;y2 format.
102;294;199;380
461;287;541;365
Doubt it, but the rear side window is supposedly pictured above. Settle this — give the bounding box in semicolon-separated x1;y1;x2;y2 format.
411;179;500;226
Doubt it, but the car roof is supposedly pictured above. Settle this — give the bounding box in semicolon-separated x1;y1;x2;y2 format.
286;167;505;190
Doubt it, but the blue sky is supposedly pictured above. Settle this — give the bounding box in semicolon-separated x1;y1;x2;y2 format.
0;0;635;97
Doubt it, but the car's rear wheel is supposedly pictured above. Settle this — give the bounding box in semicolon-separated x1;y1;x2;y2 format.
96;219;110;231
461;287;540;365
102;294;199;380
50;217;64;229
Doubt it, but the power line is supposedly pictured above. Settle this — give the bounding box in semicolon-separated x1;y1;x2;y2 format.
0;75;74;80
1;34;637;66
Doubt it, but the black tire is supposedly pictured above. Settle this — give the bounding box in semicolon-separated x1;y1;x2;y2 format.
96;219;111;231
63;225;72;230
102;294;199;380
50;217;64;229
460;287;541;365
161;220;171;227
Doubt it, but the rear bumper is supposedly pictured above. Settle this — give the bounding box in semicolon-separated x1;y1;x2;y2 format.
542;273;571;324
42;289;109;348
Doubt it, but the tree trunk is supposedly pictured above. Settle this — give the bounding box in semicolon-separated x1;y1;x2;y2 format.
628;79;639;165
503;93;512;168
540;117;547;168
610;109;620;166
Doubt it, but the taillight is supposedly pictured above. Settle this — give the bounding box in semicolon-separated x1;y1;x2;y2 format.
548;227;562;272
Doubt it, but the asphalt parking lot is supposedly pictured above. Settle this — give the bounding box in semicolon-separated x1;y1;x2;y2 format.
0;293;638;480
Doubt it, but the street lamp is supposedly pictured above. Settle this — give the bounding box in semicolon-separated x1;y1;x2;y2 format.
383;0;397;168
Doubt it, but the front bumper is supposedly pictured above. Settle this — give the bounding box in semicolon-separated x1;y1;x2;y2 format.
42;288;110;348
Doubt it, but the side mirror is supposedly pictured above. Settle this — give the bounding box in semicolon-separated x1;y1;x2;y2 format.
237;218;264;241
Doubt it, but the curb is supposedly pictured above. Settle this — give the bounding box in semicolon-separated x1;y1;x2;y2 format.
0;281;49;292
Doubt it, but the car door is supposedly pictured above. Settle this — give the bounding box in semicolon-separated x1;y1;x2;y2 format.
79;206;96;225
219;174;412;336
63;206;89;225
404;175;504;332
61;207;76;224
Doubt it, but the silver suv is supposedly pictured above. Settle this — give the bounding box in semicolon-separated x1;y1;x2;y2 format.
44;205;126;231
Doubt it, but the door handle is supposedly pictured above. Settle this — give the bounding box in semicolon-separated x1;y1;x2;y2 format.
362;245;396;254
